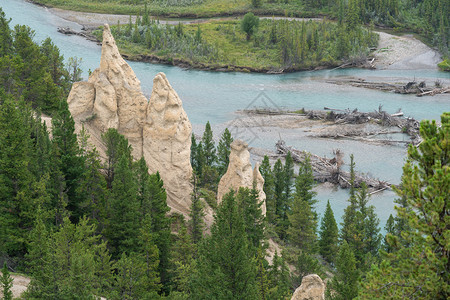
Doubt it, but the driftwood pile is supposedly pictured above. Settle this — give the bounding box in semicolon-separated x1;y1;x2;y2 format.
276;140;390;192
57;27;99;43
307;106;422;145
327;78;449;96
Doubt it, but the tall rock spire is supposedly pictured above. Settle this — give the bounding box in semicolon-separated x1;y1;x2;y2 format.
144;72;193;213
67;24;193;217
217;140;266;215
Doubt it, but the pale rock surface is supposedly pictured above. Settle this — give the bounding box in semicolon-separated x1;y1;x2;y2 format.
291;274;325;300
67;24;193;216
217;140;266;214
144;73;193;214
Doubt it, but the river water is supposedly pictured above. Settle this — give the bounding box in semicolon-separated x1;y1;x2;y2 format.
2;0;449;230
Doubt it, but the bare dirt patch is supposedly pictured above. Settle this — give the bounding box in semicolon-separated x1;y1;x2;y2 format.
373;32;442;70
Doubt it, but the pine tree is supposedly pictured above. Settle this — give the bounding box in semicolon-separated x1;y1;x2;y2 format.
272;159;285;232
217;128;233;176
1;262;13;300
260;156;276;224
236;187;265;255
101;128;133;189
201;121;216;166
287;197;316;252
170;218;194;296
138;215;161;295
189;176;205;245
77;129;107;230
191;191;259;299
111;252;159;299
190;134;200;174
340;155;360;246
147;172;172;294
267;251;291;300
319;200;339;264
105;154;140;257
0;8;12;57
287;155;318;252
0;95;33;256
382;214;395;253
256;248;269;300
360;113;449;299
51;100;85;222
327;241;359;300
26;217;112;299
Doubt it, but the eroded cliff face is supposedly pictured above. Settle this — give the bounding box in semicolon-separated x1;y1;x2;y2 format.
67;24;192;216
291;274;325;300
217;140;266;215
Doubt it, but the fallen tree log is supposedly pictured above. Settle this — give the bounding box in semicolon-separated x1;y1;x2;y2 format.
276;140;391;190
326;77;448;96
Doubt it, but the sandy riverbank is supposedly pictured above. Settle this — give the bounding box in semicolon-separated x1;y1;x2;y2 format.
373;31;442;70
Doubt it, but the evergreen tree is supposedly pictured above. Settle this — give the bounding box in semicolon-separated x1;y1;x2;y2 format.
40;37;69;95
147;172;172;294
260;156;276;224
106;154;140;257
382;214;395;253
0;95;33;256
217;128;233;176
170;218;195;296
272;159;286;235
201;121;216;166
102;128;132;189
340;155;360;246
77;128;107;231
190;134;200;174
189;176;205;245
51;100;85;222
283;152;295;204
267;251;291;300
294;251;322;285
255;248;269;300
236;187;265;255
137;215;161;295
327;241;359;300
191;191;259;299
287;197;316;252
287;155;318;253
319;200;339;264
0;262;13;300
0;9;12;57
360;113;449;299
26;217;112;299
111;252;159;299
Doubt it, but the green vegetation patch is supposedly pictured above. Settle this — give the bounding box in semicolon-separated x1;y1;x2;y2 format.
101;16;378;72
438;58;450;72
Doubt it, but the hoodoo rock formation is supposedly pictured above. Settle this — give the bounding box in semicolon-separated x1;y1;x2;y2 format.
217;140;266;215
67;24;193;216
291;274;325;300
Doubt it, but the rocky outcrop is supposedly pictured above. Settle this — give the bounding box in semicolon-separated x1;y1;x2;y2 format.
291;274;325;300
67;24;192;216
144;73;193;214
217;140;266;214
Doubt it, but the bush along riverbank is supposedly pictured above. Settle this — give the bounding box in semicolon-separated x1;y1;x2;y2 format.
94;15;379;73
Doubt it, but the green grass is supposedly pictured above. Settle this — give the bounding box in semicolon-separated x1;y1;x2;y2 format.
31;0;323;18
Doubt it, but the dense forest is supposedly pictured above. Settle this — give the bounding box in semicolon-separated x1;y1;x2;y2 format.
0;7;449;300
